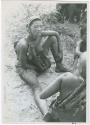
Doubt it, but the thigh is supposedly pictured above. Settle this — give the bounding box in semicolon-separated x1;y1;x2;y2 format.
19;68;39;88
61;72;81;91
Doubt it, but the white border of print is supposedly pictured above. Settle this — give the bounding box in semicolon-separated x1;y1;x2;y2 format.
0;0;90;125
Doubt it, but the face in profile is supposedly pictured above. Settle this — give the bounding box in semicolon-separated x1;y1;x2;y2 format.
30;20;44;38
78;52;86;80
80;25;86;42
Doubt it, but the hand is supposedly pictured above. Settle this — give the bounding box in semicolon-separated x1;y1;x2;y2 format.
35;56;47;71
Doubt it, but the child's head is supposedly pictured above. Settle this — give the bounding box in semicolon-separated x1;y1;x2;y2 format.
80;24;86;42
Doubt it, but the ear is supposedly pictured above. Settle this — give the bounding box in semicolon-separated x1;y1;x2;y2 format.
26;24;29;32
26;24;29;28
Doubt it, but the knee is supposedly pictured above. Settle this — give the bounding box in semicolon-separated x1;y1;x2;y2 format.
62;72;71;79
20;72;40;89
61;72;80;90
49;36;57;45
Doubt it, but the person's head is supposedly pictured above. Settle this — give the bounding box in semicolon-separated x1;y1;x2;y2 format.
80;24;86;42
78;52;86;80
27;16;44;38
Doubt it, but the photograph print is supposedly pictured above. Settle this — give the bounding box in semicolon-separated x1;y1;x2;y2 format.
2;1;87;123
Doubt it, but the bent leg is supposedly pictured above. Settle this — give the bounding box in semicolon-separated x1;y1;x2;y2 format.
48;36;69;72
40;72;80;99
18;68;48;115
61;72;81;92
49;36;63;63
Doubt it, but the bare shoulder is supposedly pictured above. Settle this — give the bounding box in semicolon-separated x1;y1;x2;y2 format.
17;37;28;49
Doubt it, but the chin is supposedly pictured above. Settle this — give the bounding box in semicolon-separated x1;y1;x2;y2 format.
33;35;38;39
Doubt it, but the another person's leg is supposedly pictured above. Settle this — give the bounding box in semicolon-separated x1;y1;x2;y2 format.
40;72;81;99
18;68;48;115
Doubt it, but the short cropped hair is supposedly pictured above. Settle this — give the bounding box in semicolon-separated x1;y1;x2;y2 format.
27;16;41;28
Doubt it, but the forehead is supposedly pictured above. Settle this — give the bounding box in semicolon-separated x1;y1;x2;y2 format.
31;20;43;27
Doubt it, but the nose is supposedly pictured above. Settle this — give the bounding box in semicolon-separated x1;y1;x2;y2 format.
38;27;41;31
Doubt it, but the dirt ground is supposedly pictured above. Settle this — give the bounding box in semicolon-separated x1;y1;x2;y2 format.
2;2;80;123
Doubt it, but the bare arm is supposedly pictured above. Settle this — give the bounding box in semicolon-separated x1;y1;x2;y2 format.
16;39;32;69
36;30;62;52
42;30;61;51
41;30;60;36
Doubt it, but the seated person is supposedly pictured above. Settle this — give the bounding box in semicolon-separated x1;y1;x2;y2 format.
14;16;69;118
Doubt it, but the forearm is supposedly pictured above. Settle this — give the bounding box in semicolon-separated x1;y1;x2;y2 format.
36;30;59;45
41;30;59;36
41;30;61;52
35;30;62;53
41;30;60;42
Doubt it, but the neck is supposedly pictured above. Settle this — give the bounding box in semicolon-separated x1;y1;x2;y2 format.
27;34;36;42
